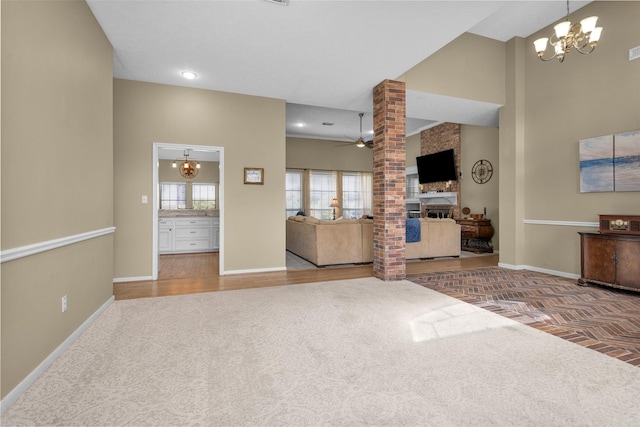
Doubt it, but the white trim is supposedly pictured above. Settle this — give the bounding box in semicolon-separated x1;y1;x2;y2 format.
113;276;154;283
0;227;116;264
523;219;599;228
499;262;580;280
0;296;115;414
224;266;287;275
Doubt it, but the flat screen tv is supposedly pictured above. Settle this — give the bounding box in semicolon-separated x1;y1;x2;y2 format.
416;149;457;184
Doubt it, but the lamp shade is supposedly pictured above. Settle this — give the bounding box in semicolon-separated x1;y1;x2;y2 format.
533;37;548;54
330;198;339;208
590;27;603;42
580;16;598;34
554;21;571;38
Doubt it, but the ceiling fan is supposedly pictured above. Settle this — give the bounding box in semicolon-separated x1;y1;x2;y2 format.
342;112;373;149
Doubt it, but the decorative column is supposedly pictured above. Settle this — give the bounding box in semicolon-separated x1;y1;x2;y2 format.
372;80;406;281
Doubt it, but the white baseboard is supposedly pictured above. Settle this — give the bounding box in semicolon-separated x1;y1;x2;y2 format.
499;262;580;280
0;296;115;415
113;275;153;283
224;266;287;275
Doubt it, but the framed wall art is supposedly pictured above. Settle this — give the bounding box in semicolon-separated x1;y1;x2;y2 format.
244;167;264;185
579;134;614;193
613;129;640;192
580;130;640;193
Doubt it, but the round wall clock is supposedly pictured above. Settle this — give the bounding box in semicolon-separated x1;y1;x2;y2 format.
471;159;493;184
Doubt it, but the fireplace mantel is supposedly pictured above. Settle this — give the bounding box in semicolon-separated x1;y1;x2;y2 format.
417;192;457;206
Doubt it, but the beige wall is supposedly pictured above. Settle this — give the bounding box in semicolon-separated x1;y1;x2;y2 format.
287;134;421;170
286;137;373;171
159;160;220;184
398;32;505;104
114;80;286;276
460;125;499;250
498;37;527;267
517;1;640;274
405;133;421;168
1;0;114;398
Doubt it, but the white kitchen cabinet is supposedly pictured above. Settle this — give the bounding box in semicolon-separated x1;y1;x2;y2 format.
159;219;174;253
159;216;219;254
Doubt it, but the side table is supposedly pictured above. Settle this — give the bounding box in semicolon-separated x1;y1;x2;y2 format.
455;218;494;253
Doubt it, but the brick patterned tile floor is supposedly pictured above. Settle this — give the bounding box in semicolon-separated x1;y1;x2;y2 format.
408;267;640;366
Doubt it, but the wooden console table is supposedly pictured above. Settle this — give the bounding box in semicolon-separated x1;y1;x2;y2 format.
456;218;494;253
578;232;640;292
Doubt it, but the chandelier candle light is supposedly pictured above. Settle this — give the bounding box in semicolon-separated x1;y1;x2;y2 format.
172;150;200;179
533;0;602;63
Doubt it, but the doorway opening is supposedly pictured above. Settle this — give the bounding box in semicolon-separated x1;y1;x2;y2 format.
152;142;224;280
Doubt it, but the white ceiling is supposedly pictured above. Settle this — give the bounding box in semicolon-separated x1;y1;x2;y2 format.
87;0;590;141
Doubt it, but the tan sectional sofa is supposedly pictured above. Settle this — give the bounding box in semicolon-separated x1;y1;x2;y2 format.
286;216;460;267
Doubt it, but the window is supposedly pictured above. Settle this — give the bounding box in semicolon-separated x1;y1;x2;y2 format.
309;171;337;220
192;183;216;209
285;170;303;218
407;173;420;200
160;183;186;209
342;172;372;218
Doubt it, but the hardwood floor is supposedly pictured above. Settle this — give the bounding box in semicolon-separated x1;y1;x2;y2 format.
113;252;499;300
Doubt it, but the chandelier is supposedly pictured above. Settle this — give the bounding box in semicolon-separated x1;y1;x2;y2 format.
533;0;602;63
172;150;200;179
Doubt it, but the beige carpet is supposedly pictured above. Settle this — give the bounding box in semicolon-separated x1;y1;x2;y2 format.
4;278;640;426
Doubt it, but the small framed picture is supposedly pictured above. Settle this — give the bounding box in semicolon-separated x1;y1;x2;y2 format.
244;167;264;185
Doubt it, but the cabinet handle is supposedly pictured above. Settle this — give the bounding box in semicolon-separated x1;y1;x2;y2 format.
190;231;196;234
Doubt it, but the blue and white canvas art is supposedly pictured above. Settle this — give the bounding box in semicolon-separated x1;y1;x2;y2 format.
580;135;614;193
614;130;640;192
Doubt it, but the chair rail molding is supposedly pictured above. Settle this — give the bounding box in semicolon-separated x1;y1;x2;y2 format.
0;227;116;263
523;219;599;228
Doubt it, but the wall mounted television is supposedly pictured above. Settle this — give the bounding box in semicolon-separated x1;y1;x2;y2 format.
416;149;457;184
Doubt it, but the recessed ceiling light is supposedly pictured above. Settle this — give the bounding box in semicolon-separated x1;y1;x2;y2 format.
181;71;198;80
295;123;305;127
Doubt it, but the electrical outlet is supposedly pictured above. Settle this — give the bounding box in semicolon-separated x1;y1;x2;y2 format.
62;295;68;313
141;195;148;204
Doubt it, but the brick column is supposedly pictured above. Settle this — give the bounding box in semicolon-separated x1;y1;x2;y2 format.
372;80;406;281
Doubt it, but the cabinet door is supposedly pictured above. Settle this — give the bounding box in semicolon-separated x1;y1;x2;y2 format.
581;234;616;284
615;239;640;290
159;228;173;252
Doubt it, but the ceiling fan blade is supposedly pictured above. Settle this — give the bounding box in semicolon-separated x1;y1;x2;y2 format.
334;141;357;147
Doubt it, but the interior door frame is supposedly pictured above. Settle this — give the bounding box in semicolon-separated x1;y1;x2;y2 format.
152;142;225;279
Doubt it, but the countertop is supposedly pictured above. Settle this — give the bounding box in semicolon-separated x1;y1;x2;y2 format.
158;209;218;218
